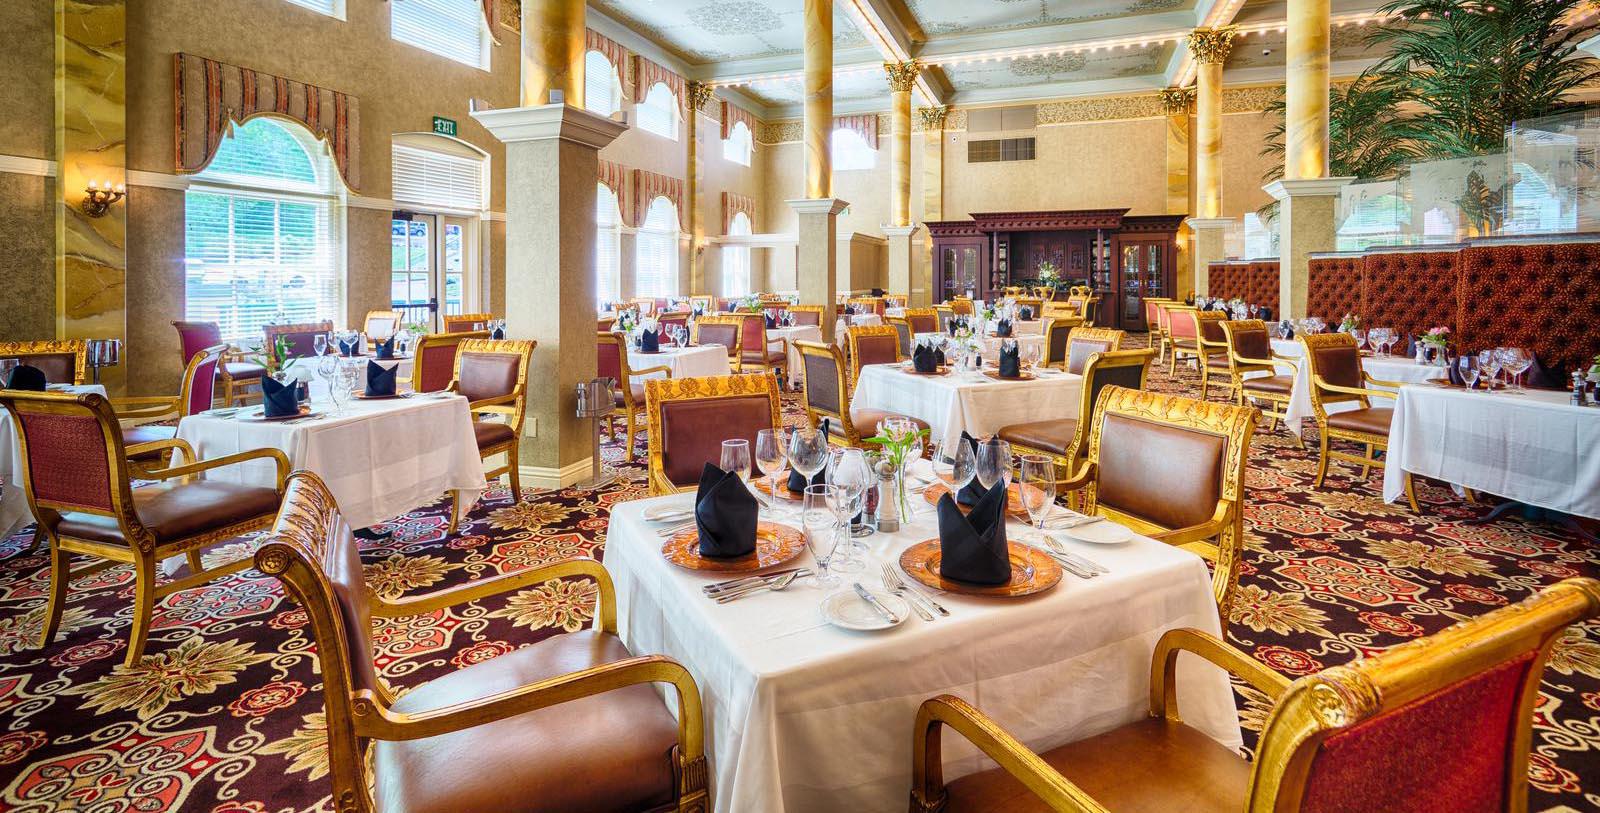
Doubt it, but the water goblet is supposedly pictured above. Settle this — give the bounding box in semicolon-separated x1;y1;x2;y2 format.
1478;350;1503;393
1018;454;1056;532
827;447;873;565
1457;355;1480;391
754;429;788;511
719;438;752;484
801;484;843;588
1499;347;1532;392
975;438;1013;492
313;334;328;357
931;438;977;494
788;427;829;487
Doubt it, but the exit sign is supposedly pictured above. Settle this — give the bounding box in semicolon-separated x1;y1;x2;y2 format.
432;116;457;137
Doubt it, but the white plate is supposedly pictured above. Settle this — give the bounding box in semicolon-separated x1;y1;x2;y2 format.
821;589;910;631
643;502;695;522
1061;521;1133;545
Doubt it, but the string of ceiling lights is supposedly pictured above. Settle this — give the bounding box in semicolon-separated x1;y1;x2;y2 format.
706;11;1399;91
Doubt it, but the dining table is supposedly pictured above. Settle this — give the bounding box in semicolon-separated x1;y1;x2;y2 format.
766;325;825;388
628;343;733;382
916;332;1046;365
833;313;884;346
175;392;487;529
1382;384;1600;519
0;383;106;540
604;466;1241;812
1266;338;1449;434
851;362;1084;451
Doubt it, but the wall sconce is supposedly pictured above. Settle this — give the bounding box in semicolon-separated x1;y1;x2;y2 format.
82;179;126;218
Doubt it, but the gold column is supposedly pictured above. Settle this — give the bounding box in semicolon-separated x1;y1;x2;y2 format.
521;0;585;107
884;62;918;227
1285;0;1330;180
1161;87;1195;297
918;105;947;308
56;0;127;393
801;0;832;199
686;81;714;294
1188;27;1234;220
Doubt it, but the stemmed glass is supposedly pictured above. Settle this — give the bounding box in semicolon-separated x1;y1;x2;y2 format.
827;448;873;569
1351;329;1367;351
802;484;844;588
931;438;977;495
1457;355;1480;391
1498;347;1532;393
719;439;752;485
754;429;788;513
975;439;1013;493
313;333;329;358
1018;454;1056;532
1478;350;1503;393
330;360;358;415
788;427;829;492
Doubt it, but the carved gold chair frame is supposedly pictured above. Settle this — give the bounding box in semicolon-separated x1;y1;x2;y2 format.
0;339;89;385
643;373;782;496
845;325;902;387
1301;331;1419;512
445;338;535;532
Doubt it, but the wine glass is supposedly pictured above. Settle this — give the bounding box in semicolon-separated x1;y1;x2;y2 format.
788;427;829;488
801;484;843;587
1499;347;1532;392
755;429;788;511
1477;350;1503;393
719;439;752;485
330;360;358;415
313;334;328;357
1457;355;1480;391
827;448;873;566
1351;329;1366;351
1018;454;1056;532
932;438;977;494
975;439;1013;492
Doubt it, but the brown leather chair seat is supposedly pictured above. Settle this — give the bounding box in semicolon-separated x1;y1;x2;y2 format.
1324;407;1394;435
997;419;1078;457
941;718;1249;813
122;423;178;461
741;349;786;364
613;380;648;408
1241;374;1294;394
373;630;680;813
223;361;267;380
834;408;928;439
473;420;516;449
1206;354;1231;369
56;481;280;546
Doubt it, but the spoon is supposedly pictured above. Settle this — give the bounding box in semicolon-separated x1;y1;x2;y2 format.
715;570;802;603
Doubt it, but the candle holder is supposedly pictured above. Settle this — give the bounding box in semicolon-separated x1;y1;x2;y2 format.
82;180;126;218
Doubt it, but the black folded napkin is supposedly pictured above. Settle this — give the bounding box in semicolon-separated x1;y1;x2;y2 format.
936;481;1011;585
995;319;1013;338
374;334;396;360
1401;334;1418;358
913;344;941;373
490;325;506;340
1446;353;1466;386
844;304;857;315
947;317;966;337
1258;307;1274;321
786;420;831;492
640;328;660;352
765;314;778;329
955;432;993;507
1279;320;1295;340
695;463;759;558
338;336;359;357
1526;352;1566;389
998;342;1021;378
365;360;397;397
4;364;46;391
934;346;947;366
1019;306;1034;321
261;376;300;418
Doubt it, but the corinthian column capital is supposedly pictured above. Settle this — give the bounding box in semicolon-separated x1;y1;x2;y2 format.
884;61;920;93
686;81;716;113
918;105;949;130
1159;87;1195;115
1187;26;1237;65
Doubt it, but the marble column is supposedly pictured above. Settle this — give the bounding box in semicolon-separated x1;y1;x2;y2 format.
792;0;845;337
1187;27;1235;296
56;0;127;393
883;61;920;304
686;81;714;295
521;0;585;107
918;105;948;308
1161;87;1195;296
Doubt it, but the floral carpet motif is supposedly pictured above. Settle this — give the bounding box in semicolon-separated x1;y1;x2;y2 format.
0;335;1596;811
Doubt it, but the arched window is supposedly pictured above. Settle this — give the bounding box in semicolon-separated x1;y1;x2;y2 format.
722;211;752;297
585;51;623;117
723;120;752;166
831;128;876;171
185;117;343;344
596;183;622;307
636;197;679;298
638;83;679;141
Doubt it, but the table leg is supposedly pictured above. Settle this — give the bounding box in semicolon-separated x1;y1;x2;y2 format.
1467;500;1598;544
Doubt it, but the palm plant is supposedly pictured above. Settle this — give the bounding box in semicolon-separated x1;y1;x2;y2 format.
1259;73;1424;185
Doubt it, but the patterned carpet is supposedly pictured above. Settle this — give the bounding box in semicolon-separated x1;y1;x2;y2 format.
1;335;1597;812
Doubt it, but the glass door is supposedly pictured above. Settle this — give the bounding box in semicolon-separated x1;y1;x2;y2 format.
937;239;985;301
439;215;472;322
1116;241;1165;330
392;213;436;329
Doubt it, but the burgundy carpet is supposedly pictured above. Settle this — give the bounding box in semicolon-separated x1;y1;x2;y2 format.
0;338;1596;812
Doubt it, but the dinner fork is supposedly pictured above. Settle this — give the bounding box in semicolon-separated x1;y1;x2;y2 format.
714;570;802;603
1042;535;1108;576
881;562;949;617
702;568;809;595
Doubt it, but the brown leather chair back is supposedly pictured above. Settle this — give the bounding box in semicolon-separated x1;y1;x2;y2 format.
0;340;89;385
264;321;334;360
1303;332;1365;405
949;299;974;316
738;313;768;355
645;374;782;493
905;309;938;335
1197;311;1228;344
1097;413;1225;530
695;318;741;357
412;331;488;393
789;307;823;327
886;318;914;357
1081;350;1150;419
457;351;523;404
1065;327;1124;376
444;312;494;333
848;327;899;368
797;341;846;418
1221;319;1276;377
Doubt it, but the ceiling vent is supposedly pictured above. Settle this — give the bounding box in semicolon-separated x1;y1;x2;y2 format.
968;137;1036;163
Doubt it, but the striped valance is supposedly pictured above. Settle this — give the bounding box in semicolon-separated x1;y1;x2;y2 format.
598;159;635;227
723;191;756;233
833;113;879;150
634;169;685;229
173;53;361;190
721;101;756;140
481;0;501;44
634;56;686;112
586;29;633;96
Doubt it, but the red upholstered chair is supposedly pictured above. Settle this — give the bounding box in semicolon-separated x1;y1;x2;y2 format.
443;312;495;333
910;577;1600;813
1166;306;1204;375
174;321;264;406
0;340;88;385
0;390;287;667
693;315;743;368
845;325;901;387
904;308;939;335
736;312;786;377
796;340;928;448
598;331;670;463
644;373;782;495
405;330;488;394
788;305;824;327
115;343;227;464
657;310;690;336
254;471;710;813
444;339;534;532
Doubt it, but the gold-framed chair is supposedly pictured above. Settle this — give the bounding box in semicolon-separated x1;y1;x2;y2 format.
788;305;825;327
910;577;1600;813
1062;326;1124;375
846;296;886;316
1302;332;1418;510
0;390;287;667
1152;300;1183;366
1142;297;1172;348
904;307;939;335
1054;386;1257;619
630;297;659;317
1220;319;1301;445
443;312;495;333
0;339;89;385
949;297;974;317
886;316;915;358
173;322;264;406
404;330;489;393
884;293;908;309
115;343;227;462
1165;306;1206;375
688;294;715;314
1002;285;1025;298
735;312;786;377
598;331;670;463
933;304;956;332
643;373;783;495
1014;297;1045;318
796;340;928;448
362;309;404;342
693;314;744;368
1196;312;1237;401
264;320;334;360
845;325;901;386
1038;318;1083;370
444;338;535;532
998;349;1153;506
254;470;710;813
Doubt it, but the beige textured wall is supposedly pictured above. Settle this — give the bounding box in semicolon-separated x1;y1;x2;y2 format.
0;3;58;341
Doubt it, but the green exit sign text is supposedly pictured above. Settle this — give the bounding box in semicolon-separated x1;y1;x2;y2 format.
432;116;457;137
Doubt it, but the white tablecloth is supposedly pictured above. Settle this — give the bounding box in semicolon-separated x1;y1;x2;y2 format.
605;477;1240;813
0;384;106;539
852;363;1084;451
285;355;416;399
1382;386;1600;519
768;325;824;388
834;313;884;346
176;394;488;529
1268;341;1449;434
916;333;1046;365
629;345;732;382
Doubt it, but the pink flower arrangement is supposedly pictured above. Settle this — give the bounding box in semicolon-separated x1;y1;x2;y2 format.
1420;326;1451;349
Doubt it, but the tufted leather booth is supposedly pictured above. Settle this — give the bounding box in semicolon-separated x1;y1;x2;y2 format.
1244;261;1280;313
1455;242;1600;370
1207;262;1244;301
1361;249;1461;339
1306;255;1364;321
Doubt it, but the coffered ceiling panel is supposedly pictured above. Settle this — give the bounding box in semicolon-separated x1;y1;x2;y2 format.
734;66;891;107
904;0;1195;37
940;42;1177;91
592;0;866;63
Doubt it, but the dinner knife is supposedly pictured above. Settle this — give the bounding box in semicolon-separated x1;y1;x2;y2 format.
853;583;900;624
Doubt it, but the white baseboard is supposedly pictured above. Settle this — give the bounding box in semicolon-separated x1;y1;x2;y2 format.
518;457;596;489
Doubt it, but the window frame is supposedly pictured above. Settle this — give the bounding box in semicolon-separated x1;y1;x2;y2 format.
596;183;623;307
722;120;753;167
391;0;491;71
636;196;681;298
584;51;624;117
721;211;753;297
284;0;345;18
637;83;681;142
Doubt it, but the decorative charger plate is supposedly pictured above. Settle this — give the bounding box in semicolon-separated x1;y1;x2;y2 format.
354;391;410;400
753;473;810;500
661;521;806;573
982;370;1037;381
922;482;1036;520
898;539;1062;597
241;406;315;422
901;363;950;376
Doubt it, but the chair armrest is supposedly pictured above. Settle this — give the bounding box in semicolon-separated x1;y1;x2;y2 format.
1312;375;1397;402
371;558;616;632
468;392;518;411
1363;373;1406;390
142;447;290;490
631;364;673;378
911;694;1109;813
1148;501;1233;547
1052;461;1096;493
470;404;520;419
125;438;196;468
1150;628;1291;722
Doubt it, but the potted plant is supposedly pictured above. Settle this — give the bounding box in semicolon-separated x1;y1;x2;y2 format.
1419;326;1451;365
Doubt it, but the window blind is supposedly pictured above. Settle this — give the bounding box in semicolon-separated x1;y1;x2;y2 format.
637;84;678;140
832;128;876;171
596;184;621;305
722;121;752;166
391;143;487;211
392;0;487;69
636;198;679;297
585;51;621;117
722;211;751;296
284;0;341;17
